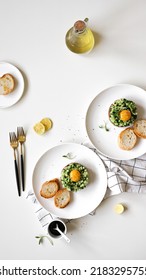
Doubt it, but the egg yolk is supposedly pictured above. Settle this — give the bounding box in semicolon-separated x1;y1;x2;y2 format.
70;169;81;182
119;110;131;121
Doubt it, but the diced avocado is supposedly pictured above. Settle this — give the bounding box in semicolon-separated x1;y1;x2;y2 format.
109;98;137;127
61;163;89;192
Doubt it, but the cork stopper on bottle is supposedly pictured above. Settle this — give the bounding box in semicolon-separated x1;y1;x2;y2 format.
74;20;86;33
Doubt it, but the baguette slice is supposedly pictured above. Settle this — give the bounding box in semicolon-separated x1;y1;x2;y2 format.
0;74;15;95
133;119;146;139
118;128;137;150
40;178;59;198
54;189;70;208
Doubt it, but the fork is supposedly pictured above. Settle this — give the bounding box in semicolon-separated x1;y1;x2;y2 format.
17;127;26;191
9;132;21;196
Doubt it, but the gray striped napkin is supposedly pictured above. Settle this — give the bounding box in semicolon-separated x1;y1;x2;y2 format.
26;191;55;234
27;144;146;234
97;150;146;197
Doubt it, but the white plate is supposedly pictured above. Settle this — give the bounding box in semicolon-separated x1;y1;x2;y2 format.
0;62;24;108
32;143;107;219
86;84;146;160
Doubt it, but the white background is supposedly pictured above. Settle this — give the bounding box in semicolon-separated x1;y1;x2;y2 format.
0;0;146;260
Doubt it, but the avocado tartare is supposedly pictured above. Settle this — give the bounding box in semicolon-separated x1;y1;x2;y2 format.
61;163;89;192
109;98;137;127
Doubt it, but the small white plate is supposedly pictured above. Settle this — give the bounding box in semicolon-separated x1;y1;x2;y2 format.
86;84;146;160
0;62;24;108
32;143;107;219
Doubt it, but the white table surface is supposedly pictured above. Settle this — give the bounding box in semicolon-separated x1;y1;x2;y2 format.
0;0;146;260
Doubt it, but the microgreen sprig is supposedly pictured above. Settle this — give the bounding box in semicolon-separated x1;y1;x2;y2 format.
35;235;53;246
99;121;109;131
62;152;76;159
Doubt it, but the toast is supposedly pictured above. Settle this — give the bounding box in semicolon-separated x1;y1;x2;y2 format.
40;178;59;198
118;128;137;150
54;189;70;208
0;73;15;95
133;119;146;139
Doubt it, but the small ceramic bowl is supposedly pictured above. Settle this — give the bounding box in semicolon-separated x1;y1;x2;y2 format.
48;218;67;239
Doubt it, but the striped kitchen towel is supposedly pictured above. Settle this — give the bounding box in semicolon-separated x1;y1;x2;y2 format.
96;150;146;197
26;191;54;233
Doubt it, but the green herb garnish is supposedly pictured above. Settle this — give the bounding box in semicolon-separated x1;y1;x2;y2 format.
62;153;76;159
99;121;109;131
35;235;53;245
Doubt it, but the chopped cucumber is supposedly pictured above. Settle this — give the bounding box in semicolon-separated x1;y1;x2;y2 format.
61;163;89;192
109;98;137;127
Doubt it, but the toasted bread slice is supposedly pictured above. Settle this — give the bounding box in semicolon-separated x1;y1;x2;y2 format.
54;189;70;208
118;128;137;150
133;119;146;139
40;178;59;198
0;74;15;95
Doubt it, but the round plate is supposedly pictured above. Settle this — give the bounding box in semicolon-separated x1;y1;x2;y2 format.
86;84;146;160
0;62;24;108
32;143;107;219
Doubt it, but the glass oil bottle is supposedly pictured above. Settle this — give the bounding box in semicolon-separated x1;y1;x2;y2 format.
65;18;94;54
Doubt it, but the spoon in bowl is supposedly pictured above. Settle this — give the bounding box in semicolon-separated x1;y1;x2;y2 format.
55;224;70;243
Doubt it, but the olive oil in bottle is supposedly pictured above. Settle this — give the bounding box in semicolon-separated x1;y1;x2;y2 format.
65;18;94;54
